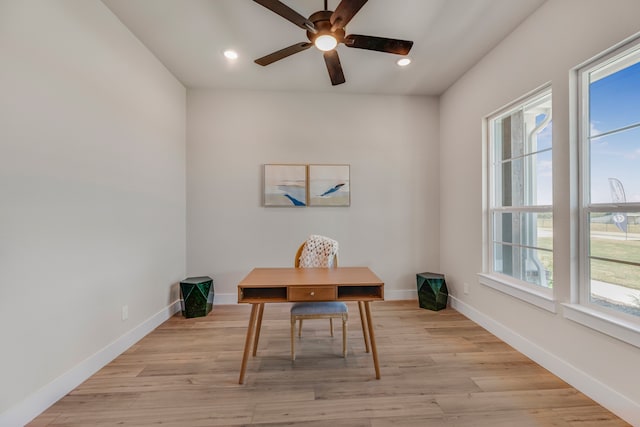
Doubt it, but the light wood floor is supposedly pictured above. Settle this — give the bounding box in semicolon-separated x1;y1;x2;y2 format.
30;301;629;426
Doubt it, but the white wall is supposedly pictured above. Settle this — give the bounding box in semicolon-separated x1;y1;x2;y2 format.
0;0;186;419
440;0;640;420
187;90;439;301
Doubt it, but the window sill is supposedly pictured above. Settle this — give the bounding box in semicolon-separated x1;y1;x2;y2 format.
478;273;556;313
562;303;640;349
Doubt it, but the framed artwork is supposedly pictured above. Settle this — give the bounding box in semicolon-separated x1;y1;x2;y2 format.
263;164;307;207
308;164;350;206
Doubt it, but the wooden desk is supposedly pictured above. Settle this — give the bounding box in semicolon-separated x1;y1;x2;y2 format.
237;267;384;384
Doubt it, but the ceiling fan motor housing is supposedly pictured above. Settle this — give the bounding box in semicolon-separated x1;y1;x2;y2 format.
307;10;345;45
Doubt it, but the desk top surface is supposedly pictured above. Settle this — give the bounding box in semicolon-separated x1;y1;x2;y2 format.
238;267;383;288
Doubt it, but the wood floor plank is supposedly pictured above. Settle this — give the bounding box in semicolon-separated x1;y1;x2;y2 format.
435;388;599;414
471;374;570;392
27;301;629;426
252;395;444;424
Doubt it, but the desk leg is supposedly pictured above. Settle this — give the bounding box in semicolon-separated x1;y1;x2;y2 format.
358;301;370;353
252;303;265;357
239;303;259;384
363;301;381;379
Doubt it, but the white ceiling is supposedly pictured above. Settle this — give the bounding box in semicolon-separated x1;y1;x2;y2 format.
102;0;545;96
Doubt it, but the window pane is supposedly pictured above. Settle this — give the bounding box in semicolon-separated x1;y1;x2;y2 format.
590;212;640;265
583;42;640;323
489;88;552;291
493;95;552;162
590;126;640;203
494;151;552;207
524;93;553;154
533;118;552;152
494;110;523;163
535;150;553;205
590;258;640;317
493;212;553;249
494;243;553;287
493;212;553;287
589;59;640;137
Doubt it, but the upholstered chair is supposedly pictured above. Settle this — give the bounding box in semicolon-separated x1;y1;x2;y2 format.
290;235;347;360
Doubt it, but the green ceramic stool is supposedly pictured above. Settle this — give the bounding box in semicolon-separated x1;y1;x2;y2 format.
416;272;448;311
180;276;214;318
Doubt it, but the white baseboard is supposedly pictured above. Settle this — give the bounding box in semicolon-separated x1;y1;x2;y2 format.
449;296;640;426
212;293;238;305
0;301;181;427
212;289;418;306
385;289;418;301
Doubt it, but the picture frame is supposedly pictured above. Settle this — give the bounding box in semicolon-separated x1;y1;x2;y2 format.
308;164;350;206
263;164;307;207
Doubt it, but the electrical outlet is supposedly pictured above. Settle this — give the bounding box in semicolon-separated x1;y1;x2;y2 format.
463;283;469;295
122;305;129;321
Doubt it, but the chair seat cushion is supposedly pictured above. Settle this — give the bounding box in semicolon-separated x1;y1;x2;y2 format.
291;302;348;315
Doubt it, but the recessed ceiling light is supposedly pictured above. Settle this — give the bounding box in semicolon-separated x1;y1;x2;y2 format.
223;49;238;60
396;57;411;67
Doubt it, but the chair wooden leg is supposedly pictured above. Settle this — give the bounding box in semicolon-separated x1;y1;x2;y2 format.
291;311;349;359
290;316;296;361
342;314;347;358
358;301;370;353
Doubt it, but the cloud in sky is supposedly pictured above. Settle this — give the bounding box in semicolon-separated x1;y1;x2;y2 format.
624;148;640;160
538;159;552;177
590;122;602;136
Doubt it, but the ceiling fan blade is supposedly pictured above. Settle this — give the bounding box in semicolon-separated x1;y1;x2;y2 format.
330;0;367;31
253;0;316;32
344;34;413;55
323;50;346;86
255;42;313;66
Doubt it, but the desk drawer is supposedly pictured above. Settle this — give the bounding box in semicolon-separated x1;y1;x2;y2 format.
289;286;336;301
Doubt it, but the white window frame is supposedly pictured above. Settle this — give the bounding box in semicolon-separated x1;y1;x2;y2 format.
480;85;555;313
564;36;640;349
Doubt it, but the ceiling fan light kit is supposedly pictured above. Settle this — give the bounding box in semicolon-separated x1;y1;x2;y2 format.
314;35;338;51
253;0;414;86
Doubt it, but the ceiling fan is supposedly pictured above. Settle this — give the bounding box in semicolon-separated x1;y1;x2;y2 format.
253;0;414;86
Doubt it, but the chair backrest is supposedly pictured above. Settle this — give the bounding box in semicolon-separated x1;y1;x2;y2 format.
294;235;338;268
